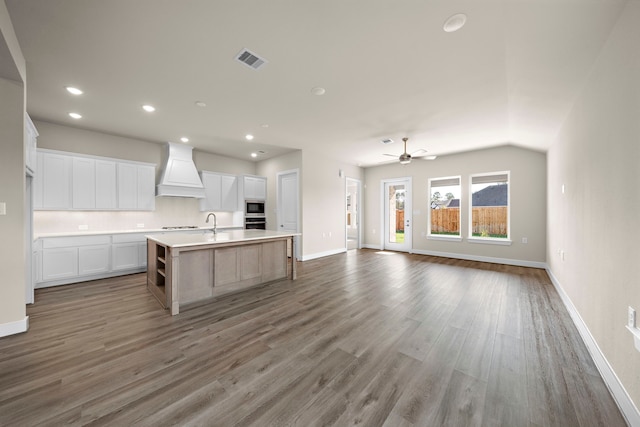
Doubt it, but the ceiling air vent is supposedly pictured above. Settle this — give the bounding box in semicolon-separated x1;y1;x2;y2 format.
235;48;267;70
381;138;394;144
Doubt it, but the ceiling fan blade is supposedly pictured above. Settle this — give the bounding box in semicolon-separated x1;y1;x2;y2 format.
383;153;398;157
410;148;428;155
414;154;438;160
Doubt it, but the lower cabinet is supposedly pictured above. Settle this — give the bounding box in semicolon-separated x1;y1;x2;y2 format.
78;245;111;275
212;240;286;296
37;233;147;288
42;247;78;282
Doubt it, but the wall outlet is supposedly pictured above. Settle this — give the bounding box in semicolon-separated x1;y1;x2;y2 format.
629;306;636;328
137;223;145;228
522;237;528;244
560;250;565;261
78;224;89;230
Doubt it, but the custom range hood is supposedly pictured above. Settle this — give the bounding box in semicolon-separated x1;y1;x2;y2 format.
156;142;205;198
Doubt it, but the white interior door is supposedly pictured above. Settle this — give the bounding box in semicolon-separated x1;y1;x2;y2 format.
277;169;299;259
383;178;412;252
346;178;361;250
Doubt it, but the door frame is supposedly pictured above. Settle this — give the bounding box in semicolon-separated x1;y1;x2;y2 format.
345;177;362;250
380;177;412;252
276;168;300;260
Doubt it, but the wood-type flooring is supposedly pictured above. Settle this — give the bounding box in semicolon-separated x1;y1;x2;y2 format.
0;249;627;426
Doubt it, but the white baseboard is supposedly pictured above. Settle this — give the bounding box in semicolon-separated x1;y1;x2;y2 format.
362;244;382;250
546;268;640;427
411;248;546;269
300;247;347;261
0;316;29;338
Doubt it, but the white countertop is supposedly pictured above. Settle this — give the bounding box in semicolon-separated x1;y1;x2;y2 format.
146;229;299;248
35;225;243;239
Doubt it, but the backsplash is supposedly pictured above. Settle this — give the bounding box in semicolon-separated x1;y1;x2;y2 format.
34;197;243;236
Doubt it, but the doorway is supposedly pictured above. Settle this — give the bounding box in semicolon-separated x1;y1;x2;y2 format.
382;178;412;252
276;169;300;259
346;178;361;250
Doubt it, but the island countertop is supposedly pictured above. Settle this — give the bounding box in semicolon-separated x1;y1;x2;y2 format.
145;229;299;248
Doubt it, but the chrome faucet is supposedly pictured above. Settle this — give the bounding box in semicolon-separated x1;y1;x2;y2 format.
205;212;217;235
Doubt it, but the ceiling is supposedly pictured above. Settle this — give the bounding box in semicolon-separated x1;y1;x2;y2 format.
5;0;629;167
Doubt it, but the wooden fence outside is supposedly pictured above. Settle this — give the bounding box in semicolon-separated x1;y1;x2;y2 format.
429;206;507;236
396;210;404;231
431;208;460;234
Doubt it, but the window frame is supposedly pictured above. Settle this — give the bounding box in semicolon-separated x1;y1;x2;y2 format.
468;171;512;245
427;175;462;242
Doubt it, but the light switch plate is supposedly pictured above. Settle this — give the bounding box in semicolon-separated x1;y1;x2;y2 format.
0;202;6;215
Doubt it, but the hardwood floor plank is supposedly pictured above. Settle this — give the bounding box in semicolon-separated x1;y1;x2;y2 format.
483;332;529;426
0;250;626;426
430;369;487;427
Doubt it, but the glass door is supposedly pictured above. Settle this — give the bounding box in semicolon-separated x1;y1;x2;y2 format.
383;178;412;252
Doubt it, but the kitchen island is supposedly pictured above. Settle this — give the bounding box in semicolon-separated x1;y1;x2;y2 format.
146;230;299;315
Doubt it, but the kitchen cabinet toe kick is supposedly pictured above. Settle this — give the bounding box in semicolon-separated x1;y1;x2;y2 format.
146;231;298;315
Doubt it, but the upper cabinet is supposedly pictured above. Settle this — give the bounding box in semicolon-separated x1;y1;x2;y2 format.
199;171;239;212
36;151;72;210
34;149;156;211
241;175;267;201
24;114;38;175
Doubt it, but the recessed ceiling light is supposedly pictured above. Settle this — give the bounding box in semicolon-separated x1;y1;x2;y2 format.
65;86;83;95
68;112;82;119
261;124;269;128
251;153;257;158
245;134;254;141
142;104;156;112
311;87;326;96
180;137;189;143
195;101;207;108
443;13;467;33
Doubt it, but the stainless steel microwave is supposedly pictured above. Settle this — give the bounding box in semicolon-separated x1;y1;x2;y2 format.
245;200;265;216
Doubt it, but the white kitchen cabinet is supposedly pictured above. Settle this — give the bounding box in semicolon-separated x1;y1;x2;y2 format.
36;149;154;211
25;114;38;175
42;247;78;282
72;157;96;209
117;163;137;209
95;160;117;209
37;233;146;288
79;244;111;275
36;152;72;210
199;171;239;212
200;172;222;211
112;243;140;270
112;233;147;270
241;175;267;201
221;174;239;210
118;163;156;210
137;165;156;210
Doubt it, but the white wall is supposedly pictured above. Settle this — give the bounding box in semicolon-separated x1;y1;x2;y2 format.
299;149;363;259
364;145;547;266
33;121;257;234
0;0;27;336
547;0;640;415
257;148;364;260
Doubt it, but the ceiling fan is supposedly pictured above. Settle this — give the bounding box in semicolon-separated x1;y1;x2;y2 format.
383;137;435;164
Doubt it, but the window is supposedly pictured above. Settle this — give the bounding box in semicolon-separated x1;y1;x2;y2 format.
428;176;461;239
469;172;510;242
